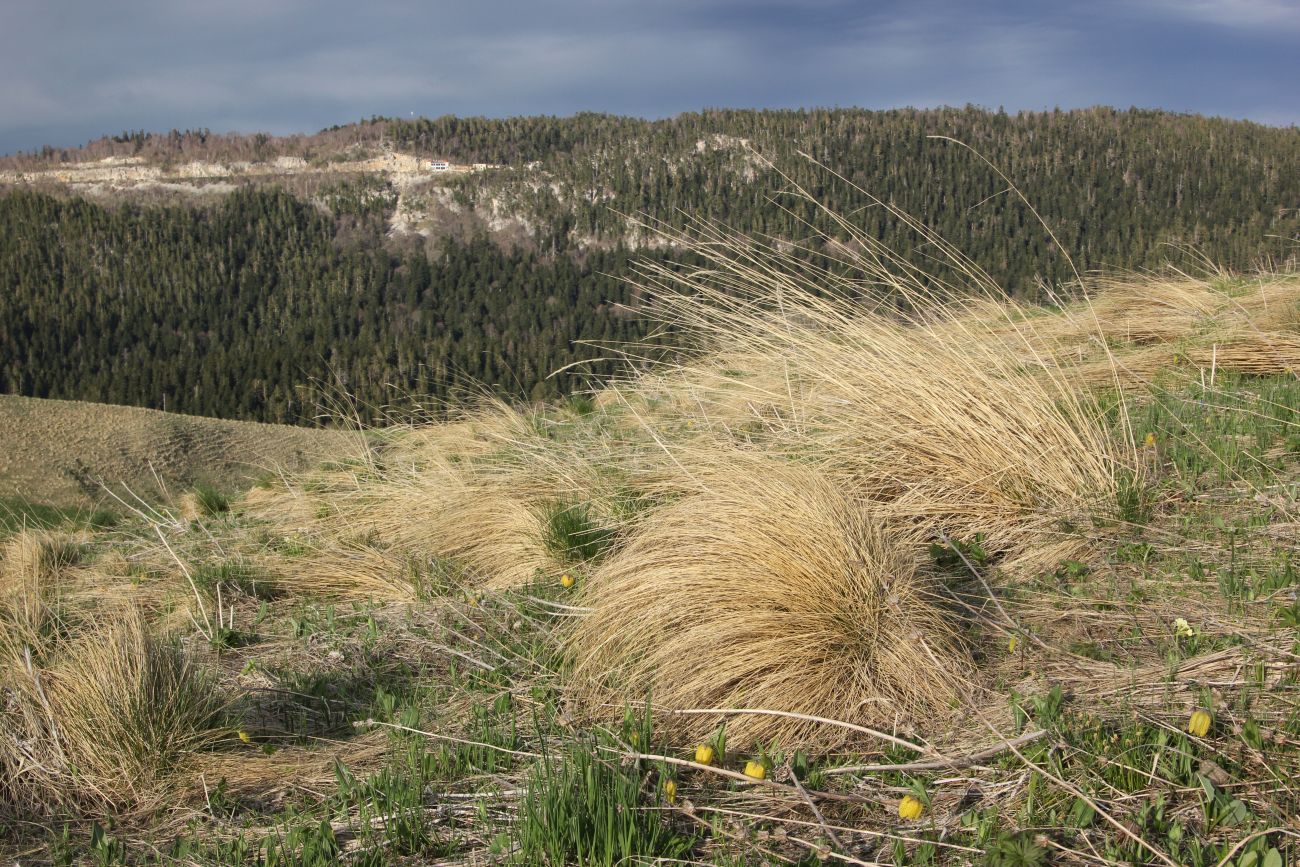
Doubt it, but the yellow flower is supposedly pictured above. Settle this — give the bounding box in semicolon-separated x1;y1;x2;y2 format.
1008;635;1018;654
742;760;766;780
663;778;678;803
560;573;576;589
1188;709;1212;737
1173;617;1194;638
898;794;925;820
694;744;715;765
237;730;252;744
1143;432;1156;447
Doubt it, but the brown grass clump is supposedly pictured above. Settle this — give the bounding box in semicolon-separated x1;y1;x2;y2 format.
1182;331;1300;376
249;404;592;592
1002;273;1300;385
567;456;972;749
264;537;420;602
176;491;204;523
626;281;1123;559
0;607;223;819
347;475;558;590
1061;276;1223;345
0;531;84;632
602;204;1146;568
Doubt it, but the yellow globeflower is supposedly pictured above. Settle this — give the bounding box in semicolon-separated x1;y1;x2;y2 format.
694;744;715;765
1007;635;1018;654
743;760;766;780
237;730;252;744
1188;709;1212;737
663;778;678;803
898;794;925;820
560;573;576;589
1143;432;1156;447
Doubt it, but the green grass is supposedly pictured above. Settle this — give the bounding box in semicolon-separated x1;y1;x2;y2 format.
191;560;279;600
192;483;231;517
0;495;117;536
1130;372;1300;491
540;499;615;564
516;710;694;866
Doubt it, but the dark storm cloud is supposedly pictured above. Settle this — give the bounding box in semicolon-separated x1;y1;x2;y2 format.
2;0;1296;154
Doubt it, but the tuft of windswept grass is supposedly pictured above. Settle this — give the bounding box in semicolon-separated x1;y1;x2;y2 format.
0;606;223;819
517;718;694;865
0;530;84;632
621;224;1130;566
179;483;231;522
568;454;974;748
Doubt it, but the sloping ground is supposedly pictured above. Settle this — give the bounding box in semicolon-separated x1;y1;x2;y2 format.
0;394;361;505
2;259;1298;864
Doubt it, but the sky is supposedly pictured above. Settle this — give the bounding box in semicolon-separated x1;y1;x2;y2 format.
2;0;1298;155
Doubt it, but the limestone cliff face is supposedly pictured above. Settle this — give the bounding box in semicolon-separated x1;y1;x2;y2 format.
0;149;477;189
0;150;520;243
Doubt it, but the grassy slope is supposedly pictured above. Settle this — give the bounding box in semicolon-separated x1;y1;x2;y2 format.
0;394;361;508
1;269;1298;866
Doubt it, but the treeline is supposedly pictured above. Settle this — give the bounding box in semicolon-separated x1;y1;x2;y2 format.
1;107;1297;424
0;124;390;171
421;107;1299;291
0;188;653;424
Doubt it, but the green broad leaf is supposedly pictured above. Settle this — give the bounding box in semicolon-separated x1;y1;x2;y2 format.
1263;848;1283;867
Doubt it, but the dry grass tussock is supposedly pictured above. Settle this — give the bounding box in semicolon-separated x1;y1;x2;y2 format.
247;400;670;593
258;536;421;602
622;233;1125;560
994;272;1300;385
567;454;974;748
341;472;557;591
248;453;560;594
1;531;224;820
0;531;84;631
0;600;223;820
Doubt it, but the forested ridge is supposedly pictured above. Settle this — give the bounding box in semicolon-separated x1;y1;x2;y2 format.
0;188;649;423
2;107;1297;424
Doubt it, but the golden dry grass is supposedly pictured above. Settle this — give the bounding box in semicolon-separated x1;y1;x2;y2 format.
991;273;1300;385
567;454;974;748
0;603;223;819
0;531;88;637
620;258;1126;561
246;457;562;595
242;401;653;593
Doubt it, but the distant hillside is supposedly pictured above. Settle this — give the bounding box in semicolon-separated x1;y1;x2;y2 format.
0;394;360;506
1;107;1297;423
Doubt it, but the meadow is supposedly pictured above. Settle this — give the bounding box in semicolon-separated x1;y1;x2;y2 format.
2;200;1299;866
